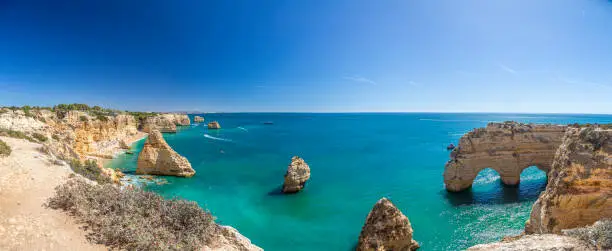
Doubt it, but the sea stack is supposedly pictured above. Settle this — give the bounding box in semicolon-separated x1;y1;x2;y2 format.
282;156;311;193
136;130;195;177
194;116;205;123
357;198;419;251
208;121;221;129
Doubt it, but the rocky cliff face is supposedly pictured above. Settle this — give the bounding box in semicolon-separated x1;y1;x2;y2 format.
525;126;611;234
137;130;195;177
466;234;591;251
282;156;311;193
357;197;419;251
204;225;262;251
444;122;566;192
141;114;191;133
194;116;205;123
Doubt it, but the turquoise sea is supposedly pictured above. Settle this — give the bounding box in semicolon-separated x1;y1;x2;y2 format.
108;113;612;250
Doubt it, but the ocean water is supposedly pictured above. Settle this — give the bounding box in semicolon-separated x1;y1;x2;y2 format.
108;113;612;250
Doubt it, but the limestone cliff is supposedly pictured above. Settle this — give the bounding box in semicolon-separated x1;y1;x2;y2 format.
525;126;611;234
282;156;311;193
466;234;591;251
204;225;262;251
444;122;566;192
141;113;191;133
194;115;205;123
137;130;195;177
357;197;419;251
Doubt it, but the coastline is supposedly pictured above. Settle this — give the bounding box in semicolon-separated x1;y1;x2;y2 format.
99;131;148;167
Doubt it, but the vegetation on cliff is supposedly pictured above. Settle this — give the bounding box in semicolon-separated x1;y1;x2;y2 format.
563;219;612;250
68;159;112;184
0;139;11;157
46;178;217;250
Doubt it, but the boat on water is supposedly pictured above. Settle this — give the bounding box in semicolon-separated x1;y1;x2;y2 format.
263;121;274;125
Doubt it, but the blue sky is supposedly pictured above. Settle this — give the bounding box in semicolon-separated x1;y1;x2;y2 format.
1;0;612;113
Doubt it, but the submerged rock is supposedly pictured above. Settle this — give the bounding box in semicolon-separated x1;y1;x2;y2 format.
136;130;195;177
357;197;419;251
194;116;205;123
282;156;310;193
208;121;221;129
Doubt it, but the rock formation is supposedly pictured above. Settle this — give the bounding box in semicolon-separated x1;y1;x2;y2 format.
282;156;311;193
525;126;611;234
136;130;195;177
357;197;419;251
142;115;178;133
204;225;263;251
466;234;591;250
208;121;221;129
194;116;205;123
444;122;566;192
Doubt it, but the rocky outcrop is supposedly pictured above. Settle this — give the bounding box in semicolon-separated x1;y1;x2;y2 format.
525;126;611;234
204;225;262;251
136;130;195;177
444;122;566;192
142;115;177;133
170;114;191;126
194;116;205;123
282;156;311;193
357;197;419;251
466;234;591;251
208;121;221;129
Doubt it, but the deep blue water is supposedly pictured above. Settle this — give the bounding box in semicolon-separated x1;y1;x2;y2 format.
108;113;612;250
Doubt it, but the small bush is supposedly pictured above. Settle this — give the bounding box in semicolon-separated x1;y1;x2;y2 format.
0;139;11;157
69;159;112;184
96;114;109;122
0;128;35;142
46;179;217;250
80;115;88;122
32;132;48;142
52;134;60;141
563;219;612;249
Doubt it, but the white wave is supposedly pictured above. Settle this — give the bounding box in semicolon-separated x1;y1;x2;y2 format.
237;126;248;132
203;134;233;142
419;118;496;123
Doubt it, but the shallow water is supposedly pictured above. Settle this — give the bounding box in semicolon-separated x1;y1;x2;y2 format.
108;113;612;250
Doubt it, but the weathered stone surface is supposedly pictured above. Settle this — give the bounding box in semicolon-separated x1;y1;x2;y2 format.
444;122;567;192
136;130;195;177
142;115;177;133
194;116;205;123
525;126;612;234
208;121;221;129
204;225;263;251
357;197;419;251
467;234;591;251
282;156;311;193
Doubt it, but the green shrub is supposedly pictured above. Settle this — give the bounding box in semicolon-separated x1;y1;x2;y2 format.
0;139;11;157
52;134;60;141
69;159;112;184
79;115;88;122
46;179;217;250
0;128;35;142
563;219;611;249
96;114;109;122
32;132;48;142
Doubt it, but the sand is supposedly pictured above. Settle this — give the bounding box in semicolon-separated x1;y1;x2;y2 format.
0;136;103;250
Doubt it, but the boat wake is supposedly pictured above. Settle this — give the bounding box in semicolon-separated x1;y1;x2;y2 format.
204;134;233;142
237;126;248;132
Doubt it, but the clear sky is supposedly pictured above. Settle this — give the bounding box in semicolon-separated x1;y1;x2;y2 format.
1;0;612;113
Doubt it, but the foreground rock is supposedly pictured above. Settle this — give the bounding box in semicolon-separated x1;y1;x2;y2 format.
136;130;195;177
357;197;419;251
282;156;311;193
208;121;221;129
525;125;611;234
444;122;566;192
204;225;263;251
194;116;205;123
467;234;591;251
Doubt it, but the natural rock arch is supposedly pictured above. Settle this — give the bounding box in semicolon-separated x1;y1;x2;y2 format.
444;122;566;192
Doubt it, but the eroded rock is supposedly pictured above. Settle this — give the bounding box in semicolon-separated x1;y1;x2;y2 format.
282;156;310;193
357;197;419;251
194;116;205;123
136;130;195;177
208;121;221;129
525;126;612;234
444;122;566;192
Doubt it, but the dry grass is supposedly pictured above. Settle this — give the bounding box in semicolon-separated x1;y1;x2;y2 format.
68;159;112;184
46;178;217;250
0;139;11;157
563;219;612;250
